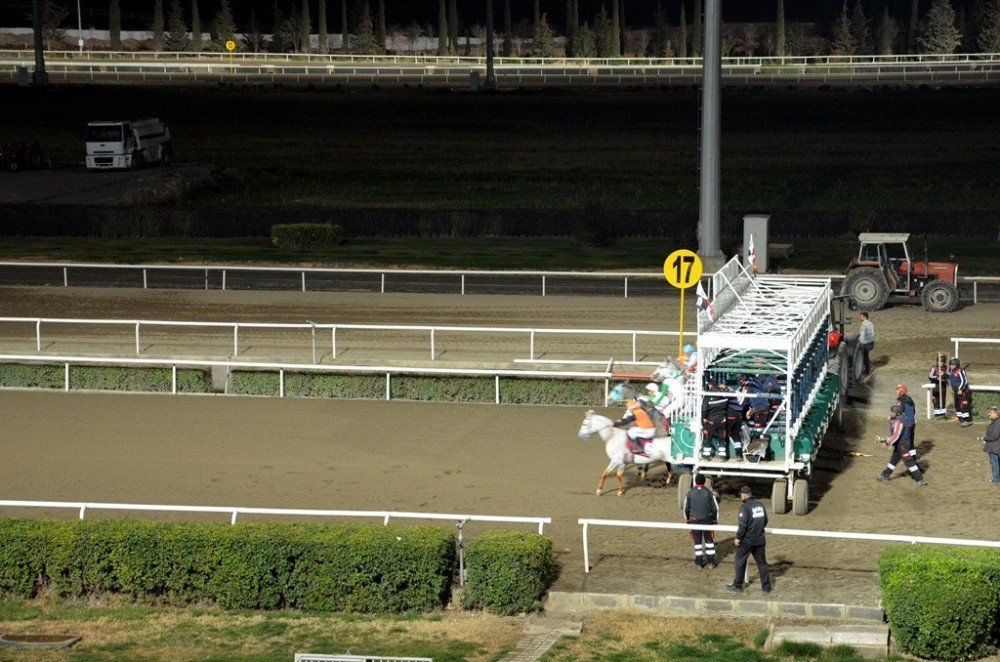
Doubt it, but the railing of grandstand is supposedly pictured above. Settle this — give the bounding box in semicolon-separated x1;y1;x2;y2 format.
0;500;550;534
921;383;1000;420
5;49;1000;68
577;518;1000;573
0;353;617;404
951;336;1000;359
0;317;678;364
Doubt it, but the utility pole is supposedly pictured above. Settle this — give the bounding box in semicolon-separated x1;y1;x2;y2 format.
697;0;722;262
485;0;495;88
32;0;48;85
76;0;83;52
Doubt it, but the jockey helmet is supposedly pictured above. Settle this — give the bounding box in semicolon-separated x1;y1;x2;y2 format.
645;382;659;393
895;384;907;394
683;344;696;354
949;357;961;367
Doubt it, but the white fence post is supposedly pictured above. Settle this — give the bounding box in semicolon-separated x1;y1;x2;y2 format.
143;269;148;289
954;338;959;358
974;281;978;304
385;372;391;400
172;365;177;393
542;275;546;297
530;331;536;360
381;273;386;294
135;322;141;354
430;328;436;360
233;325;240;356
204;268;208;290
222;270;227;291
301;272;306;292
279;369;284;397
461;274;465;295
63;267;68;287
35;320;41;352
495;375;500;404
332;326;337;358
624;276;629;298
582;521;590;572
632;333;637;363
64;362;70;391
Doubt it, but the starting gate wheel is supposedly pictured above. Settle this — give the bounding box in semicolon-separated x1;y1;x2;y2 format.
792;478;810;515
677;472;692;510
771;479;788;515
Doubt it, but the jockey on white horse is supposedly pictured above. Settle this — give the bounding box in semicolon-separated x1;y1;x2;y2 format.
612;397;657;454
646;358;687;425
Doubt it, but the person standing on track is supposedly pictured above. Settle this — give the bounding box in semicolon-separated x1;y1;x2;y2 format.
895;385;918;458
858;312;875;376
948;358;973;427
702;377;730;461
929;355;949;420
979;406;1000;484
727;375;750;461
726;486;772;593
683;474;720;570
876;404;927;486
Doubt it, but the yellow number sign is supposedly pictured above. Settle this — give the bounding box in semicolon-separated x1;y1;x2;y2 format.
225;40;236;52
663;249;703;290
663;249;704;359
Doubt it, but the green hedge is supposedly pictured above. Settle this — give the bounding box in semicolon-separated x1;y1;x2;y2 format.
463;531;556;615
879;545;1000;661
972;391;1000;420
0;518;455;613
0;364;212;393
271;223;343;250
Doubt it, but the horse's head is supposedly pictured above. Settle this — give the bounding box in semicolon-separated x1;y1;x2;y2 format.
652;358;682;383
606;383;635;407
578;410;597;440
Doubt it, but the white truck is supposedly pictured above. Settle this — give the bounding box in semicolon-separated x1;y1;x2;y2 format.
85;118;173;170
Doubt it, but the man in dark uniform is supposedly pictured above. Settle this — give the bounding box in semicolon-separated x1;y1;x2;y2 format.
895;385;918;459
876;404;927;485
701;377;730;461
726;485;772;593
726;375;750;460
948;358;973;427
683;474;720;569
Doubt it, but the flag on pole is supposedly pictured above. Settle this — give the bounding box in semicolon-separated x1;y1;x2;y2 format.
748;233;758;274
696;281;715;322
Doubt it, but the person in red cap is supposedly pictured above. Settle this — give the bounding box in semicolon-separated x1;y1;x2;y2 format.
895;385;917;459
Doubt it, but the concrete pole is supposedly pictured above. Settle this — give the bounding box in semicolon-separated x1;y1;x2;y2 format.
485;0;496;88
32;0;48;85
77;0;84;51
697;0;722;259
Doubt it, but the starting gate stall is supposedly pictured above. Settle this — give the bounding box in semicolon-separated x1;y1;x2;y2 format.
669;257;841;515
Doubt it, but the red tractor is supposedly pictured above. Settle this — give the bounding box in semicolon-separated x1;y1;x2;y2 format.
842;233;959;313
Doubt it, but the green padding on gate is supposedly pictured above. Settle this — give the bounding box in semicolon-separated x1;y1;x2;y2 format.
671;422;696;460
793;372;842;459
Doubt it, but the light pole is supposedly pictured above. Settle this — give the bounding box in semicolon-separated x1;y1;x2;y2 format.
697;0;722;262
76;0;84;52
31;0;48;85
485;0;495;88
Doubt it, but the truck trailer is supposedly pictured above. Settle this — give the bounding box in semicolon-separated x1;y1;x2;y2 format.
85;119;172;170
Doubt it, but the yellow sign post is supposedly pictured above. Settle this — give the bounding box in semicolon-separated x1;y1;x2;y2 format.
663;249;704;359
225;40;236;71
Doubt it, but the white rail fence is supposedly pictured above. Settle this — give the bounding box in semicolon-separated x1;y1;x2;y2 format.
951;336;1000;359
0;317;678;364
0;500;550;534
921;383;1000;420
577;518;1000;573
0;353;617;404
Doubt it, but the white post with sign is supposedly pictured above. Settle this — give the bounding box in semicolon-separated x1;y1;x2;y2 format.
663;249;704;360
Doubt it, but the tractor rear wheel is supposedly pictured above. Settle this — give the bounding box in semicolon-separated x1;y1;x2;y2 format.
844;267;890;311
921;280;959;313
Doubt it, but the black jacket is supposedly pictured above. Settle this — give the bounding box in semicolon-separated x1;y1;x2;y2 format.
984;418;1000;455
736;498;768;546
683;485;720;523
702;388;730;420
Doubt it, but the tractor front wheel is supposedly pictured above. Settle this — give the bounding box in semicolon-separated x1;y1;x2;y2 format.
921;280;959;313
844;267;890;311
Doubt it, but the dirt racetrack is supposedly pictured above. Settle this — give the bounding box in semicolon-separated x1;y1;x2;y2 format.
1;286;999;607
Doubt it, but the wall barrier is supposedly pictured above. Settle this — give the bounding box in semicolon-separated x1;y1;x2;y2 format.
577;518;1000;573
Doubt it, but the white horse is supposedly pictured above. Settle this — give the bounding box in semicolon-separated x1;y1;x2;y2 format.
577;409;675;496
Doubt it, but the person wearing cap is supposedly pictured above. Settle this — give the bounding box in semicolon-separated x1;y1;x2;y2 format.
612;397;657;454
895;385;918;459
726;375;750;461
929;355;949;420
857;312;875;376
876;404;927;486
947;358;973;427
726;485;772;593
701;376;730;461
683;474;720;569
683;343;699;373
977;406;1000;484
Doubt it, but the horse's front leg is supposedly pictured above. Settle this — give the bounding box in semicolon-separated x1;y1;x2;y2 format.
665;462;675;485
616;469;626;496
597;460;619;496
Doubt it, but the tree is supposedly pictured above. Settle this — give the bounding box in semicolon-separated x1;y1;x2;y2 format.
739;23;760;55
342;0;349;50
109;0;121;49
300;0;311;52
691;0;701;56
978;0;1000;51
243;9;267;51
152;0;165;49
775;0;785;56
648;1;670;56
534;0;540;32
448;0;458;53
318;0;327;52
502;0;513;55
611;0;621;56
594;4;613;56
191;0;202;49
271;3;294;52
917;0;961;52
679;2;687;56
353;0;381;53
876;6;899;54
907;0;919;51
565;0;576;55
166;0;188;50
531;12;556;56
210;0;236;50
576;20;597;56
619;0;627;56
38;0;69;47
437;0;447;54
375;0;385;50
850;1;872;53
830;0;855;54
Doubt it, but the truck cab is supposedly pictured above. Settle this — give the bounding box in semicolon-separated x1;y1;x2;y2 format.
85;119;172;170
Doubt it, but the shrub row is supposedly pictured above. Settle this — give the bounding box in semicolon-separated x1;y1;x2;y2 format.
229;371;605;405
879;545;1000;661
271;223;343;250
464;531;557;615
0;364;212;393
972;390;1000;420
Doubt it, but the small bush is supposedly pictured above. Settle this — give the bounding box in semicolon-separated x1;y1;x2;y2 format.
879;545;1000;661
972;391;1000;420
391;376;494;403
271;223;343;251
229;370;280;396
500;378;604;405
0;363;63;389
285;373;385;399
464;530;556;615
